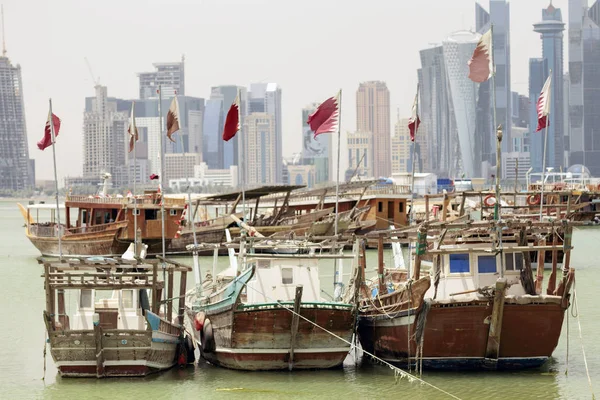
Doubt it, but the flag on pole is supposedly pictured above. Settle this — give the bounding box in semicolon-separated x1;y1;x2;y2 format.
468;28;493;83
149;174;159;180
166;96;180;142
307;90;340;138
223;93;241;141
128;102;138;153
408;89;420;142
536;75;552;132
37;111;61;150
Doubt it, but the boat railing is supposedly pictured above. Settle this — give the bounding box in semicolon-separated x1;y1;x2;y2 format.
29;224;65;238
67;195;186;207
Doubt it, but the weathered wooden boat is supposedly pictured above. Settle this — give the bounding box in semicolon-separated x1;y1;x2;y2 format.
357;219;578;370
186;242;359;371
41;256;193;377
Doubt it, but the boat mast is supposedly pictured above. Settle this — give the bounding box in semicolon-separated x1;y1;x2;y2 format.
333;89;342;292
539;69;553;221
187;178;201;296
408;84;420;279
49;99;62;260
132;101;138;256
158;85;167;302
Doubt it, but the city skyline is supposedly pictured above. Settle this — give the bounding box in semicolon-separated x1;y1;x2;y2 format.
1;0;570;183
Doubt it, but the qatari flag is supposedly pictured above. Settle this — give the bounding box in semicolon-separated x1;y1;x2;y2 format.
408;88;420;142
166;96;180;143
307;91;340;139
223;93;241;141
536;75;552;132
468;29;493;83
37;112;61;150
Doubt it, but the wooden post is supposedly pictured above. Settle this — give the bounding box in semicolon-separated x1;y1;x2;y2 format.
288;285;303;371
554;223;573;297
151;262;159;315
425;195;429;222
547;232;558;295
442;193;450;222
412;224;428;281
275;190;292;222
167;267;174;323
230;193;242;214
377;236;386;296
57;289;69;330
518;227;535;295
178;270;187;326
253;197;260;222
534;238;546;295
94;324;105;378
459;193;467;217
484;277;507;366
44;263;54;330
565;192;572;218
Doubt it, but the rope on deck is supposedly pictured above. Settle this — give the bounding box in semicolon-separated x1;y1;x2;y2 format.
243;284;463;400
573;287;596;400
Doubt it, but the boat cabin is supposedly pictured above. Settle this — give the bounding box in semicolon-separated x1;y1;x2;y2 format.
72;289;148;331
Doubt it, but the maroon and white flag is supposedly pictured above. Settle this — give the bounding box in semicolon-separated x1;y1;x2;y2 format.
408;89;420;142
223;93;241;142
536;75;552;132
37;111;61;151
307;90;340;138
128;101;138;153
166;96;180;142
468;29;493;83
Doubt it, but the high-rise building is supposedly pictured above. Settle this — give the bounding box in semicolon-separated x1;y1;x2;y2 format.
202;98;224;169
391;117;412;173
0;53;33;190
301;103;332;184
210;85;246;170
568;0;585;170
243;113;277;185
477;0;512;154
419;46;451;176
83;86;128;186
356;81;391;178
533;3;565;170
138;59;185;100
347;131;374;179
528;58;549;172
247;83;282;182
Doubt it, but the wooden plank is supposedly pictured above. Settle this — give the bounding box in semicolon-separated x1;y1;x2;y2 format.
377;236;386;296
288;285;303;371
484;278;507;365
94;324;104;378
178;271;187;326
547;233;558;295
167;269;174;322
518;227;535;295
535;238;546;294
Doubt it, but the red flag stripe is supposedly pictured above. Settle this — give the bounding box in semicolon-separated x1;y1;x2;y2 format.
307;92;340;138
536;75;552;132
223;95;240;141
37;113;61;151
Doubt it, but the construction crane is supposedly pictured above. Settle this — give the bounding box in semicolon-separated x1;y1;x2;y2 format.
84;57;100;87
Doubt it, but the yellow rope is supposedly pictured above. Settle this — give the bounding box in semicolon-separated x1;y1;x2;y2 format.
573;288;596;399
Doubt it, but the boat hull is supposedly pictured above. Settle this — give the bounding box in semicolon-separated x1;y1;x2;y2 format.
192;304;355;371
359;298;566;371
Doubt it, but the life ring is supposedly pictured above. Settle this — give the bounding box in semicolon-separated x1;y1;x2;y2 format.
194;311;206;332
185;335;195;364
527;194;541;205
483;194;496;207
201;318;216;353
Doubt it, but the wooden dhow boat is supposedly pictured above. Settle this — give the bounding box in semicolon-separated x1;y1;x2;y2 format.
357;219;579;370
41;256;193;377
186;239;359;371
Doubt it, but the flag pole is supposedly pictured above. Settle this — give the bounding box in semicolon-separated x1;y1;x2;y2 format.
239;88;246;227
49;99;62;260
132;101;138;257
333;89;342;293
408;84;420;281
158;85;167;305
539;69;552;221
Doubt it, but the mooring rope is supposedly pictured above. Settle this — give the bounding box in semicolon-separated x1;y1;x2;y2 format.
243;283;462;400
573;287;595;399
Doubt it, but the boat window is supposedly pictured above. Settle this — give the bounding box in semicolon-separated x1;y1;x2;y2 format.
504;253;523;271
282;268;293;284
145;209;158;220
80;289;93;309
504;253;514;271
258;260;270;269
122;290;134;309
399;202;404;213
378;202;383;213
449;254;470;273
478;255;497;273
514;253;524;270
132;209;140;216
170;209;177;216
81;210;88;225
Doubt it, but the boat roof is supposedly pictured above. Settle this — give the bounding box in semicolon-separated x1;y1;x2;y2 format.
27;203;65;210
203;185;305;202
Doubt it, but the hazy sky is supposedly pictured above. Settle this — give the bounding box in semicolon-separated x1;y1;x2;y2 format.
3;0;568;182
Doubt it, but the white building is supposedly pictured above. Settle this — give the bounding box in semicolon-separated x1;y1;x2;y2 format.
194;162;238;187
347;131;374;179
392;118;412;174
244;113;277;185
390;172;438;196
287;164;316;187
165;153;200;183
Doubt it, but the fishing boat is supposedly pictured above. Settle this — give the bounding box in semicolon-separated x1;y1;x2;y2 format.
186;239;359;371
357;218;578;370
41;256;193;377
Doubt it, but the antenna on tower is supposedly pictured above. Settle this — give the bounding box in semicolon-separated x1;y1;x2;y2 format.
84;57;100;87
1;5;7;57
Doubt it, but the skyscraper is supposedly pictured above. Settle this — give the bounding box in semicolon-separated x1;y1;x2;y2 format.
347;131;374;179
533;3;565;170
202;97;224;169
301;103;332;184
83;85;128;186
528;58;549;172
0;52;33;190
356;81;391;178
138;59;185;100
391;117;412;173
244;113;277;185
477;0;512;153
247;83;282;183
568;0;585;170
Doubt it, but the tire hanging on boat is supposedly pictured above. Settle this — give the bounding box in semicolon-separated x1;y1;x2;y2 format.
201;318;216;353
527;194;541;206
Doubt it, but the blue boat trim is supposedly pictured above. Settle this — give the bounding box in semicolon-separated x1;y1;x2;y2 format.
151;337;181;344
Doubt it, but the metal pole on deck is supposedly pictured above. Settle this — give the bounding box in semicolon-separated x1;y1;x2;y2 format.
49;99;62;260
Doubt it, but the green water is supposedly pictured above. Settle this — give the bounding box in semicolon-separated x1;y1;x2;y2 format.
1;199;599;400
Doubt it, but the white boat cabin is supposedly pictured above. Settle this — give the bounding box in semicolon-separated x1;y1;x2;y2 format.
245;257;321;304
424;243;529;300
72;289;147;331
